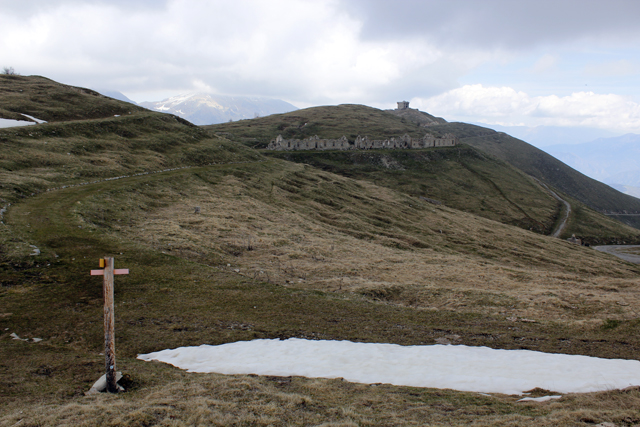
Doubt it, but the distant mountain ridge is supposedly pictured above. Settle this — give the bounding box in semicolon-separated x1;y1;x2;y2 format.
94;89;138;105
471;124;639;200
543;134;640;189
139;93;298;125
609;184;640;199
471;123;619;147
429;122;640;216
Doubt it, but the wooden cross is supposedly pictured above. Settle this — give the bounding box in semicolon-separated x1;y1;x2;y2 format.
91;257;129;393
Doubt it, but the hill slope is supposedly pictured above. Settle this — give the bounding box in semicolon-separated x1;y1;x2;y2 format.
206;104;640;239
205;104;640;215
543;133;640;188
0;75;147;122
3;156;640;424
3;80;640;425
428;122;640;216
268;146;560;234
386;106;447;126
0;76;260;204
203;104;431;148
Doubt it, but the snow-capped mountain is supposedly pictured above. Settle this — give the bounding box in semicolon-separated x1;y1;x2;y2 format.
139;93;298;125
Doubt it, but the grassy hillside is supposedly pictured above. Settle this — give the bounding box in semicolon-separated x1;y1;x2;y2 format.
607;213;640;230
3;159;640;425
429;122;640;215
266;148;640;244
0;78;260;204
203;104;430;149
206;105;640;218
0;112;260;204
206;105;640;241
3;79;640;425
0;74;148;122
386;106;447;126
268;146;560;234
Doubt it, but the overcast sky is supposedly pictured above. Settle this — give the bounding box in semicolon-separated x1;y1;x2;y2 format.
3;0;640;133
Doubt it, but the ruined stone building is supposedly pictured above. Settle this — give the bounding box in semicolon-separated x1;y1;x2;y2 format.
266;101;456;151
354;133;457;149
267;134;351;151
397;100;410;110
267;133;457;151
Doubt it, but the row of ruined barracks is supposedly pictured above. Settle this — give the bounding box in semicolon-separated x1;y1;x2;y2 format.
353;133;457;149
267;133;457;151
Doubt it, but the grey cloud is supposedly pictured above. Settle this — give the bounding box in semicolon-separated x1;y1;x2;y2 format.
344;0;640;50
4;0;640;112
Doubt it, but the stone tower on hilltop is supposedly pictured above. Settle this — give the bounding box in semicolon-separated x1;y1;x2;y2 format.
397;101;409;110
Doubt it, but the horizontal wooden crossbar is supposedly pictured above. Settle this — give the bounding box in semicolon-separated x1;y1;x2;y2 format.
90;269;129;276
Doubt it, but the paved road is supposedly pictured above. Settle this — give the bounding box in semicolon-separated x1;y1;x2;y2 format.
594;245;640;264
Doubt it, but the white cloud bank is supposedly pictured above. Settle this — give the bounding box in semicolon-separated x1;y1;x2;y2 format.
138;338;640;395
3;0;640;132
0;1;472;106
415;85;640;133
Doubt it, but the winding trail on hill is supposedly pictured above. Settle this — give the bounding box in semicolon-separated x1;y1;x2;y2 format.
1;160;270;263
0;160;265;222
549;191;571;238
530;177;571;238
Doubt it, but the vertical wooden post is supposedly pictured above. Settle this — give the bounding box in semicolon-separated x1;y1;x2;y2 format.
91;257;128;393
103;256;117;393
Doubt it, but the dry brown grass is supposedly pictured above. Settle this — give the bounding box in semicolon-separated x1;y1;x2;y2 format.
93;161;640;327
2;370;640;426
0;74;147;122
3;160;640;426
0;111;260;203
4;77;640;425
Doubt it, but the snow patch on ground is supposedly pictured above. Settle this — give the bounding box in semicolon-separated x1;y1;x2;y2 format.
20;114;46;123
10;332;42;342
138;338;640;395
0;118;36;128
0;114;47;128
517;395;563;402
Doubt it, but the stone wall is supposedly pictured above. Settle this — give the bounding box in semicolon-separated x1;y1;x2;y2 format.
267;133;457;151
